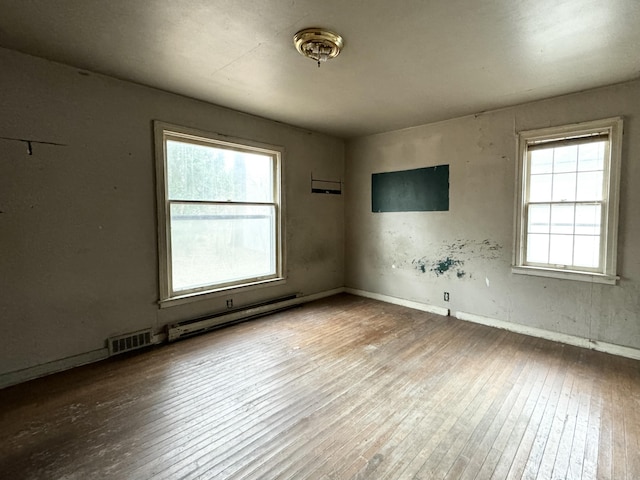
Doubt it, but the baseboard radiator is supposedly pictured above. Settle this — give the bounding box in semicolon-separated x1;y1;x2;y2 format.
108;329;153;356
167;293;299;342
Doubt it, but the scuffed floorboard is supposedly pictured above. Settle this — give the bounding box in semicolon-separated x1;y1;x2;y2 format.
0;293;639;479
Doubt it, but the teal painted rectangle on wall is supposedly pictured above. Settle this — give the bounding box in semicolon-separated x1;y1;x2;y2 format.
371;164;449;212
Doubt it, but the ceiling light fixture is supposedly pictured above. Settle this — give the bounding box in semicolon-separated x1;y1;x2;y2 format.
293;28;344;68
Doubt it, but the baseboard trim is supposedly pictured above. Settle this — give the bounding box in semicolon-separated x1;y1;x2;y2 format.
6;288;634;389
168;287;347;341
454;310;640;361
0;287;347;389
0;348;110;390
344;288;640;360
296;287;346;303
345;288;449;317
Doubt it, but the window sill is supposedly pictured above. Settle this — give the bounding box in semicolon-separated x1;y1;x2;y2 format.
159;277;287;308
511;266;618;285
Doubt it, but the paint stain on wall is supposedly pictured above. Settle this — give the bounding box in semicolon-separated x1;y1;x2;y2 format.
431;257;462;276
407;239;502;279
412;256;466;278
443;239;502;260
414;260;427;273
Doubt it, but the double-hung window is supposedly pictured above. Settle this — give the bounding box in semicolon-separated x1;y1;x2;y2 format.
513;118;622;284
155;122;284;305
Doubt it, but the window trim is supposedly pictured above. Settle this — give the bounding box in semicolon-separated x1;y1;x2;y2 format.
154;121;286;307
512;117;623;284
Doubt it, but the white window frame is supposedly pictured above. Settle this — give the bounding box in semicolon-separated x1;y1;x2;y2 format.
512;117;623;284
154;121;285;307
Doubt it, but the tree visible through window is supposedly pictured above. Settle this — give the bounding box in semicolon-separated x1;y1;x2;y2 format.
513;118;622;284
155;123;283;303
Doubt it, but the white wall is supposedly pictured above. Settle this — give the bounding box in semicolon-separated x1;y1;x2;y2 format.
2;44;638;385
0;48;344;379
345;80;640;350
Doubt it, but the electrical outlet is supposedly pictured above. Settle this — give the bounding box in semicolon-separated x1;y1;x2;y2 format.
444;292;450;302
226;299;233;309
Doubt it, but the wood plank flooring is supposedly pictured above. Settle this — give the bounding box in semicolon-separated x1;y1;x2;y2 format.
1;293;639;479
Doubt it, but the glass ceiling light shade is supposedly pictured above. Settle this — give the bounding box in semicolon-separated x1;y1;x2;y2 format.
293;28;344;67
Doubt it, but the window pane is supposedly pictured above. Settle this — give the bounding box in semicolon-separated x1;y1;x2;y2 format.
552;173;576;202
549;234;573;265
553;145;578;173
575;204;601;235
528;204;550;233
166;139;273;203
170;203;276;292
527;234;549;264
529;174;552;202
550;204;575;234
574;235;600;268
530;149;553;174
576;171;603;201
516;119;620;279
578;141;605;171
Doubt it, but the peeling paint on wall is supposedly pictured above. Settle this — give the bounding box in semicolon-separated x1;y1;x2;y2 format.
442;239;502;260
432;257;463;276
400;239;502;279
413;259;428;273
411;256;466;278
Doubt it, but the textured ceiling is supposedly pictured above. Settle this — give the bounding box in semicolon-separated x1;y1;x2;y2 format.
1;0;639;138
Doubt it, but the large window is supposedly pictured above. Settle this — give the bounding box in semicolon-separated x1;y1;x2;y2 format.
155;122;283;305
513;118;622;284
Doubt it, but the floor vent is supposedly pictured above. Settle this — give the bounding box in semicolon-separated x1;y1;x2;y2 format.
108;329;153;356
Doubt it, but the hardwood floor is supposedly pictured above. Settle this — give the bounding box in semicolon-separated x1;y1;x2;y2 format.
1;293;639;479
